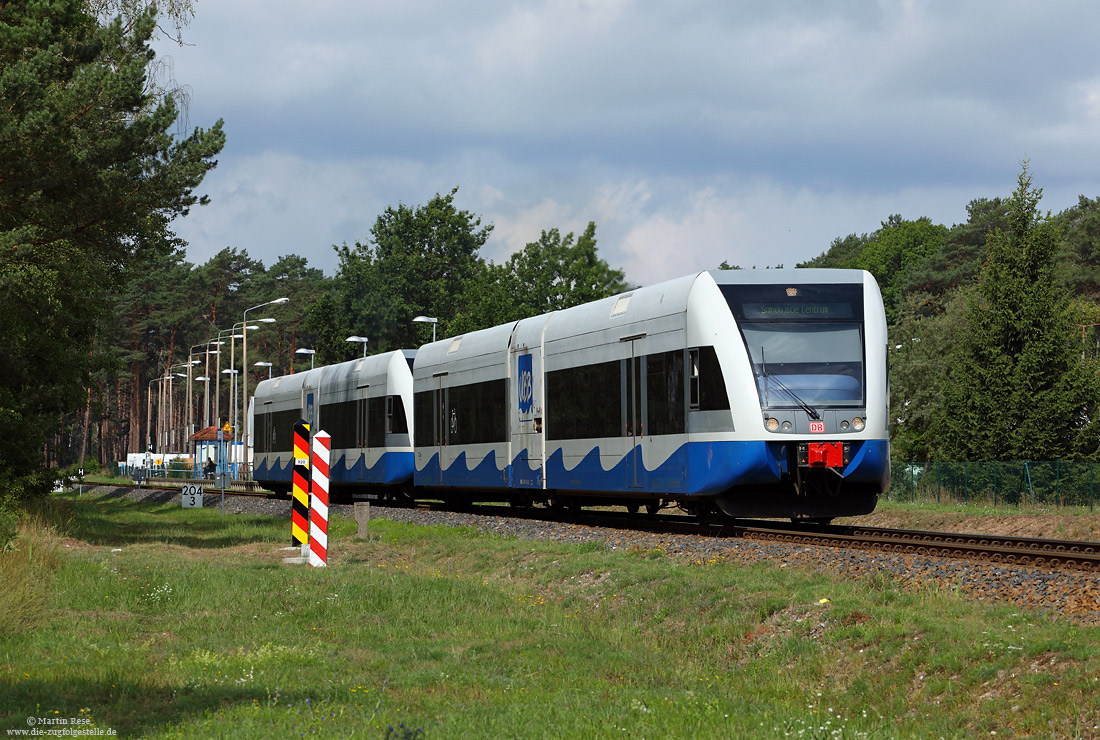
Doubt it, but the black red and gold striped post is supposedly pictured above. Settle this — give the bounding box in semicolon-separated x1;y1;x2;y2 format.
291;420;311;549
309;431;331;568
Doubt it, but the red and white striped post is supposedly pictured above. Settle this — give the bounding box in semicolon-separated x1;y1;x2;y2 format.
309;431;331;568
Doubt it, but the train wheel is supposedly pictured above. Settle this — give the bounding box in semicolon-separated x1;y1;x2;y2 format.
646;501;661;515
625;504;639;515
792;516;834;525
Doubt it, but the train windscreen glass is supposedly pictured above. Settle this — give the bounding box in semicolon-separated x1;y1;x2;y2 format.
720;283;865;408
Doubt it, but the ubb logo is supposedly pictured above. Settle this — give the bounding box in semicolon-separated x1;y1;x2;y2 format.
520;371;533;404
517;354;534;414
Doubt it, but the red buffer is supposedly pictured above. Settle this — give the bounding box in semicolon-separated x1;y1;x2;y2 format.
807;442;844;469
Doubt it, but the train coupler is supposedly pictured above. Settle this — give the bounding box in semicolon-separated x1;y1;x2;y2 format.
797;442;850;469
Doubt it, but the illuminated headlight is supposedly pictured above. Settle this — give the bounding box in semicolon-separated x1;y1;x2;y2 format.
840;420;850;431
852;417;865;431
765;418;779;432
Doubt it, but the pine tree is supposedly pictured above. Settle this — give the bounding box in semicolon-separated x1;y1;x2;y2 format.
0;0;225;499
940;163;1098;460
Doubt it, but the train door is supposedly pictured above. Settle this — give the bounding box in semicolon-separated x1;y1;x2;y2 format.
623;337;647;490
355;396;367;480
430;373;448;485
259;402;272;454
510;348;544;488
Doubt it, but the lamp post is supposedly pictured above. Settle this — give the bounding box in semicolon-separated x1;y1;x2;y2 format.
195;376;210;429
213;328;244;427
164;363;191;451
295;347;316;370
186;347;205;439
254;361;273;379
346;336;369;357
169;369;188;450
203;339;223;429
413;315;438;343
243;298;289;449
146;376;168;454
214;323;258;430
229;322;261;433
222;368;239;430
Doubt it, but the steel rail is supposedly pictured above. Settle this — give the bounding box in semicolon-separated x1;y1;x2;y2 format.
88;483;1100;571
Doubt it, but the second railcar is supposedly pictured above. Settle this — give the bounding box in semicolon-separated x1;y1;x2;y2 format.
252;350;415;495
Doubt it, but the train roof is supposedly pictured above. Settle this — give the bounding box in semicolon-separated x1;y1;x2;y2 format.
708;267;870;285
409;268;877;374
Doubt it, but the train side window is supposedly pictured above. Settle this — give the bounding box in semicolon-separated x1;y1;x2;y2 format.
647;350;685;435
689;349;701;410
367;396;386;448
546;360;620;440
689;346;730;411
386;395;409;435
413;390;435;447
321;401;357;449
446;378;507;444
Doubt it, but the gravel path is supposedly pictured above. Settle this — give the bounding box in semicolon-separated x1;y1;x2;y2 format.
88;486;1100;625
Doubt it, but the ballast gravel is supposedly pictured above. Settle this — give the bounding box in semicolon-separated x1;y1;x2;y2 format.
91;486;1100;625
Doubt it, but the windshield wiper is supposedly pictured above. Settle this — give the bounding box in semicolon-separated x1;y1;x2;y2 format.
761;348;820;420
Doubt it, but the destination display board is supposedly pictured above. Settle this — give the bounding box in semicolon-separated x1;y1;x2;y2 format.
741;302;855;319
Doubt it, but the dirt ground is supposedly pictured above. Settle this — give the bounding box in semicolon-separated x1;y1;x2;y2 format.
840;505;1100;542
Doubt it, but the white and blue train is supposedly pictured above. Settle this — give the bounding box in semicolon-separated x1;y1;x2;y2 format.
251;269;890;520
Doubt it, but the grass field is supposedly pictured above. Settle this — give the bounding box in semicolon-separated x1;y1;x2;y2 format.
2;492;1099;739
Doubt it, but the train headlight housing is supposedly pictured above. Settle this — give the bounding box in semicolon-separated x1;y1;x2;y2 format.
852;417;865;431
765;417;779;432
840;420;850;431
781;421;792;431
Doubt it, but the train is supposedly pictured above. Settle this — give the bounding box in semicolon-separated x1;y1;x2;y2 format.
251;268;890;521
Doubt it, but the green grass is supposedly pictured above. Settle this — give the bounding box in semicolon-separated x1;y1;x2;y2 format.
2;492;1099;738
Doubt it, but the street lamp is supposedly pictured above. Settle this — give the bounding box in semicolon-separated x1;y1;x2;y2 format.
295;347;316;370
229;323;260;433
346;336;369;357
413;315;438;342
203;339;223;429
214;328;245;428
221;368;239;431
254;361;273;379
184;349;205;439
170;370;187;451
146;376;169;455
243;298;289;449
163;362;192;451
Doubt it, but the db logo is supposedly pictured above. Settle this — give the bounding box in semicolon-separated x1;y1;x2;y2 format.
809;421;826;433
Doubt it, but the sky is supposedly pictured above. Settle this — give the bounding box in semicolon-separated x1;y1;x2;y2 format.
155;1;1100;287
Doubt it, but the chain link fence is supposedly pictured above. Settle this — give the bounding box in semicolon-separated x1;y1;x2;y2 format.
889;462;1098;510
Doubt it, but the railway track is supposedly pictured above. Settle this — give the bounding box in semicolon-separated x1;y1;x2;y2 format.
91;482;1100;572
398;498;1100;572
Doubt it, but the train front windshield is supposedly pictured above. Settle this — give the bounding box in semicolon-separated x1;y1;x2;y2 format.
720;283;865;409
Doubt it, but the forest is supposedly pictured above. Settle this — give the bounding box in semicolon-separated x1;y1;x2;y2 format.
59;161;1100;477
61;192;629;473
797;166;1100;465
5;0;1100;508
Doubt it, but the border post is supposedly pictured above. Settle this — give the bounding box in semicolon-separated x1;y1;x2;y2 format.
292;420;311;551
309;431;331;568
